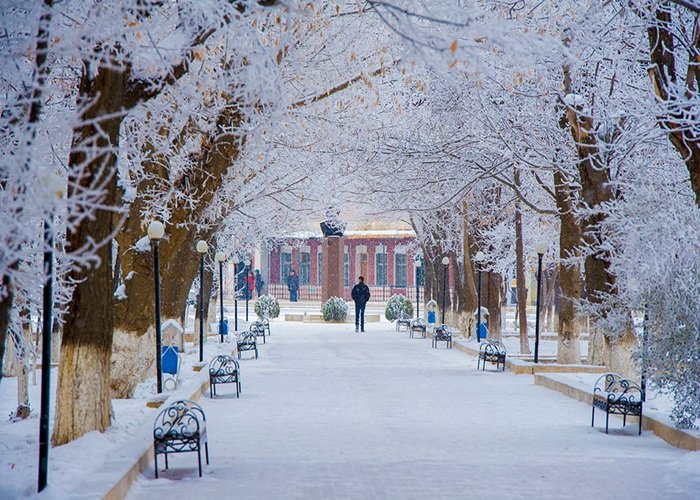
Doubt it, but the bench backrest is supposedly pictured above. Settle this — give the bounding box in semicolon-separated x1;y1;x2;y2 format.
250;321;265;334
153;399;205;440
593;372;643;403
480;339;506;355
435;324;452;336
237;331;256;344
209;354;239;376
410;318;426;329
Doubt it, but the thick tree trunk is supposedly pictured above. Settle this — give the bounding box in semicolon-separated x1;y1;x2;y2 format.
0;274;12;383
554;171;582;364
52;64;126;446
483;271;502;340
457;203;478;337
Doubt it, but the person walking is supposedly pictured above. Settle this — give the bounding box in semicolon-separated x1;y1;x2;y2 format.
351;276;371;332
254;269;264;297
286;269;299;302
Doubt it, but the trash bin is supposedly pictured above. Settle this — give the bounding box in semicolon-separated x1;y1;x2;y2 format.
219;318;228;336
427;311;436;324
477;323;488;340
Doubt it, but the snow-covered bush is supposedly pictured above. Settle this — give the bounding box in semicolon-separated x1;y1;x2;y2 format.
254;294;280;320
385;294;413;321
322;297;348;322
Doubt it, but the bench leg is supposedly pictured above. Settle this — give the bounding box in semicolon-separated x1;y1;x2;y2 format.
164;452;169;470
154;450;159;479
255;346;258;359
197;447;202;477
605;411;610;434
639;410;643;435
591;404;595;428
623;413;627;427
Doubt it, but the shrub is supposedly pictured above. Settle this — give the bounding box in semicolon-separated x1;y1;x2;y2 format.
322;296;348;321
254;294;280;319
385;294;413;321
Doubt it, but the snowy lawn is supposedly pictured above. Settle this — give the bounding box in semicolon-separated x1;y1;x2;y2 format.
125;321;699;500
0;329;244;500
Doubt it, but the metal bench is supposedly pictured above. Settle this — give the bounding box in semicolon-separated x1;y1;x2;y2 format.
237;331;258;359
432;324;452;349
395;315;411;332
409;318;427;338
250;320;266;344
153;399;209;478
208;354;241;398
591;372;643;435
477;340;506;371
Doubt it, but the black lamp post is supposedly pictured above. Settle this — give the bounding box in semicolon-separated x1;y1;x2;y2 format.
244;258;251;322
441;256;449;324
534;241;547;363
148;221;166;392
414;259;421;319
196;240;208;362
38;174;63;493
232;257;239;332
474;251;485;342
216;251;226;343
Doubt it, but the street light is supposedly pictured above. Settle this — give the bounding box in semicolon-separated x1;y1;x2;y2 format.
441;256;449;324
216;251;227;343
38;173;64;493
414;259;422;319
474;251;485;342
196;240;208;362
244;258;251;322
534;241;547;363
148;221;166;393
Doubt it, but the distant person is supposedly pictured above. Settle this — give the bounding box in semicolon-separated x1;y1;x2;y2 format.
286;269;299;302
255;269;264;297
351;276;371;333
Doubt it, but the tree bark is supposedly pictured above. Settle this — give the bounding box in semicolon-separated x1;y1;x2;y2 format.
483;271;502;340
52;62;127;446
514;172;530;354
554;170;582;364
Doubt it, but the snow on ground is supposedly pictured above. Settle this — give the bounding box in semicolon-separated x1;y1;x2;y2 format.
126;321;700;500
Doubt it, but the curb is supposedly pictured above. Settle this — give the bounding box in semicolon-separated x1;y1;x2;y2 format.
534;373;700;452
453;340;607;375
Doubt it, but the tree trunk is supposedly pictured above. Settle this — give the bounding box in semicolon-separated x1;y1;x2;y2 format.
458;203;478;337
52;64;127;446
483;271;502;340
0;274;12;382
514;184;530;354
554;170;582;364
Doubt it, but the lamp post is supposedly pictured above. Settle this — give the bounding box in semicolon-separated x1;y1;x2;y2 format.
534;241;547;363
244;258;251;322
414;259;422;319
441;256;449;324
196;240;208;362
474;251;485;342
148;221;166;393
232;257;239;332
38;174;64;493
216;251;226;343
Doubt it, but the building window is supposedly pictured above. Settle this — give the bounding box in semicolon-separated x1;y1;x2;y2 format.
344;251;349;286
394;253;407;287
376;251;387;286
299;251;311;285
280;252;292;282
317;252;322;285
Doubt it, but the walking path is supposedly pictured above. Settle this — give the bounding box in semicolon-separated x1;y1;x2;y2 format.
127;322;699;500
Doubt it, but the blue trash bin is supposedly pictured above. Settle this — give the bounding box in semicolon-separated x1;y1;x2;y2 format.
427;311;436;324
477;323;488;340
219;318;228;336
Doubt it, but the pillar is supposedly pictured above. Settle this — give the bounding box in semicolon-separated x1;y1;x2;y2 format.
322;236;345;302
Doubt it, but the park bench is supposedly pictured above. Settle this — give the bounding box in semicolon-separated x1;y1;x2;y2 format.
409;318;427;339
396;314;411;332
477;339;507;371
250;320;267;344
208;354;241;398
237;331;258;359
153;399;209;478
591;372;644;435
432;324;452;349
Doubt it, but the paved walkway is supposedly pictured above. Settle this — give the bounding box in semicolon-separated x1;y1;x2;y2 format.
127;322;699;500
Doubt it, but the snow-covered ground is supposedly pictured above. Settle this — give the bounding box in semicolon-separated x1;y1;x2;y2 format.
128;321;698;500
2;319;699;499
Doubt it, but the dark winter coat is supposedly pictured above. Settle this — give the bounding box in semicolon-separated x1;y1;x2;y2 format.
351;282;371;305
286;273;299;291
